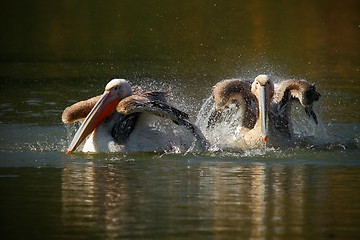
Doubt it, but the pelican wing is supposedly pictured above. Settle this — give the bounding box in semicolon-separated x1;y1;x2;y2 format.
272;80;321;124
62;95;101;124
111;113;140;145
117;95;188;120
139;90;171;102
208;79;258;129
117;95;208;148
61;87;169;124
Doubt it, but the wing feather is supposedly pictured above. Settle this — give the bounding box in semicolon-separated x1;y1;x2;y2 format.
272;79;321;124
61;86;170;124
62;95;101;124
208;79;257;129
117;95;208;148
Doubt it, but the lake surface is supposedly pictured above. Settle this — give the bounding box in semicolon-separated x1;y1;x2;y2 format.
0;0;359;239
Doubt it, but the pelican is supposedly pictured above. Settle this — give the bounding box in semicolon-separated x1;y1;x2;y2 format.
62;79;207;154
206;75;321;149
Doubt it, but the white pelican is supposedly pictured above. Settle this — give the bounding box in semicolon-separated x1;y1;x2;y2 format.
62;79;207;154
206;75;321;149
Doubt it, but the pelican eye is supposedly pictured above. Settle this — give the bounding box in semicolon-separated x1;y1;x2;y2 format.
114;86;118;90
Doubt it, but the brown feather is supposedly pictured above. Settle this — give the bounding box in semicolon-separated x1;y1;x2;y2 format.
62;95;101;124
61;85;170;124
209;79;257;129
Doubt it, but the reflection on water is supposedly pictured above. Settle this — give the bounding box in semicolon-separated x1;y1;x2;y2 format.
59;159;360;239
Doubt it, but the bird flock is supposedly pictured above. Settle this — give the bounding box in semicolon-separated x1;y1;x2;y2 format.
62;75;321;154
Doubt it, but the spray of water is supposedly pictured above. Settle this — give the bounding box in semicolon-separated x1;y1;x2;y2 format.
196;97;245;150
55;77;359;155
195;92;352;154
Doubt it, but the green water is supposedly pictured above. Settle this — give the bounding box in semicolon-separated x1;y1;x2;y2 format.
0;0;360;239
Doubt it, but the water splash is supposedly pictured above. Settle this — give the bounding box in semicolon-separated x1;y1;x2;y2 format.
195;95;356;154
8;79;355;158
196;96;247;150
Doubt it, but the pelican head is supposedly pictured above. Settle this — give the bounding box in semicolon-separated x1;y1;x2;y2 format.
251;75;274;142
66;79;132;154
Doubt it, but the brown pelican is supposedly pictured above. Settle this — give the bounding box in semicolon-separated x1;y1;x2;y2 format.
62;79;207;154
206;75;321;149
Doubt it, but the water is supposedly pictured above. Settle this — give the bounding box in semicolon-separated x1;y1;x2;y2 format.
1;0;360;239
